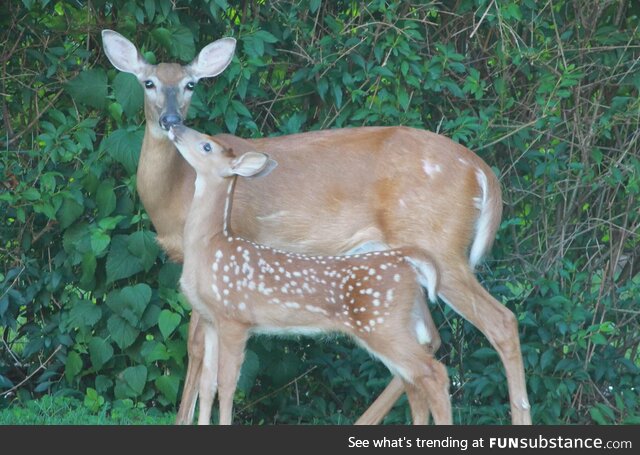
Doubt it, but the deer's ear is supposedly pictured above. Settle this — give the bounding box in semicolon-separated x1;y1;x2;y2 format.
224;152;277;178
249;157;278;178
102;30;150;77
188;37;236;80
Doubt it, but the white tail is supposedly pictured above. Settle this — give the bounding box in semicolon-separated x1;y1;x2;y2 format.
102;31;530;426
170;125;451;425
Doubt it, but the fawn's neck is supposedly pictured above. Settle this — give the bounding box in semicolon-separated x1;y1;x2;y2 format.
183;176;237;262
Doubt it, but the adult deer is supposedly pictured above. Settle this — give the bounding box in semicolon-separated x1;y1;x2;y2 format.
101;29;531;425
169;124;451;425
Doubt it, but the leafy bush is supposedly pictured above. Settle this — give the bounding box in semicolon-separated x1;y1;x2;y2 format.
1;0;638;424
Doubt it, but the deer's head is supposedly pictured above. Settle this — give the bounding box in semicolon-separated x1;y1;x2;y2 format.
102;30;236;135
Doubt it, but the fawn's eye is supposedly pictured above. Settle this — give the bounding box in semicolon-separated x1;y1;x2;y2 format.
186;81;196;91
202;142;212;153
144;80;155;89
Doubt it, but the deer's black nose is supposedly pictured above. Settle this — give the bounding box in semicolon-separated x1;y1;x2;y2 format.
159;113;182;131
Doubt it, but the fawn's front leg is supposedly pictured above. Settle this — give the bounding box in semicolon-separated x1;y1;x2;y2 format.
217;321;250;425
197;323;219;425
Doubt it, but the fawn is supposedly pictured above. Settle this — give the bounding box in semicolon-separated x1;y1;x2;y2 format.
169;124;452;425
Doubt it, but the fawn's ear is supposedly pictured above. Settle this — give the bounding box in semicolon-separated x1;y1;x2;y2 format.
225;152;277;178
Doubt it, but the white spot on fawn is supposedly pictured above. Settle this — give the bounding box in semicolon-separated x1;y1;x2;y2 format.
305;305;328;315
422;160;442;177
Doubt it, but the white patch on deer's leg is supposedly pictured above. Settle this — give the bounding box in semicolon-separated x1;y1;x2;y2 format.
422;160;442;177
415;320;431;345
520;398;531;410
406;257;438;303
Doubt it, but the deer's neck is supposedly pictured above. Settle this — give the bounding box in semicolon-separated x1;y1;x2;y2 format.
136;126;195;262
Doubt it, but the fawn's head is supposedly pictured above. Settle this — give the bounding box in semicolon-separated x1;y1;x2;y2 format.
102;30;236;134
168;125;277;182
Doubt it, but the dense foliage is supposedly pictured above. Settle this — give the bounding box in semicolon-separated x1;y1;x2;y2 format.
1;0;638;424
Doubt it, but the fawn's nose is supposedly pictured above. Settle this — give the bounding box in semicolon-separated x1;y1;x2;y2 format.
159;113;182;131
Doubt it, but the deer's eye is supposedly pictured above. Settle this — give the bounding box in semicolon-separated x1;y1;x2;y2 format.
144;80;155;89
202;143;212;153
186;81;196;91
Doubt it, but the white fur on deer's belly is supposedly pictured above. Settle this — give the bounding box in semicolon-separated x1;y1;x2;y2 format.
251;325;326;338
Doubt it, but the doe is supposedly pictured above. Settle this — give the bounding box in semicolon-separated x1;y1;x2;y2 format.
169;124;452;425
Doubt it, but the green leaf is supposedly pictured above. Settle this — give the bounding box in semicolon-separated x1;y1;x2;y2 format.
309;0;321;13
101;128;144;175
65;351;83;383
68;299;102;327
98;215;126;231
590;333;607;345
127;230;159;272
123;365;147;395
106;283;152;326
115;365;147;399
106;235;144;283
144;0;156;21
66;69;108;109
22;187;41;201
88;337;114;370
155;375;180;404
398;88;409;110
152;27;172;49
225;108;238;133
90;230;111;256
231;99;252;118
141;340;171;362
333;84;343;108
254;30;278;44
56;198;84;229
540;349;555;372
84;387;105;412
96;179;117;218
317;78;328;100
156;26;196;61
589;406;607;425
237;349;260;394
159;262;182;288
107;314;139;350
158;309;181;339
113;72;143;118
471;347;497;359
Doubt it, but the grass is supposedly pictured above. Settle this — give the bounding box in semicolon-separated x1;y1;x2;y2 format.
0;395;174;425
